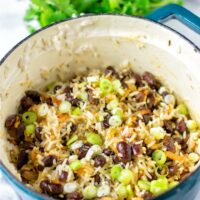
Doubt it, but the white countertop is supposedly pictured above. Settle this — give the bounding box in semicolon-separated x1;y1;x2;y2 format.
0;0;200;200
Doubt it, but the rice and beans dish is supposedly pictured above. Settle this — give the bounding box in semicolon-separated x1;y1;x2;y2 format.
5;67;200;200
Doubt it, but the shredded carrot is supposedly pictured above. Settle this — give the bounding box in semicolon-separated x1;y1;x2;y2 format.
52;97;61;105
105;94;116;101
121;89;131;100
58;114;69;122
100;197;113;200
76;162;93;177
151;143;161;149
166;151;185;162
134;108;151;115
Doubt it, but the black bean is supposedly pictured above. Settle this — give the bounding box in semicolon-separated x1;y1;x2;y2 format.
39;147;45;153
174;136;182;144
5;114;17;129
66;192;83;200
16;123;25;143
35;127;42;142
147;92;156;111
67;97;81;107
17;149;28;169
102;115;110;129
42;155;57;167
163;135;175;152
89;95;99;105
112;155;121;164
23;141;34;150
25;90;41;104
103;148;114;156
135;92;145;102
117;141;132;163
40;180;50;191
54;85;62;93
142;191;153;200
132;143;142;156
43;97;53;106
143;71;160;89
104;66;119;78
176;119;187;133
77;143;91;159
168;164;178;177
40;180;63;195
132;72;142;87
20;96;34;110
181;136;189;152
93;173;101;184
70;123;77;133
163;120;174;133
38;165;45;171
94;155;106;167
143;114;152;124
59;171;68;182
146;148;153;156
64;86;73;98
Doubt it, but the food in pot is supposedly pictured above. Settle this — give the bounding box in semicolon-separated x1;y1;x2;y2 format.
5;67;200;199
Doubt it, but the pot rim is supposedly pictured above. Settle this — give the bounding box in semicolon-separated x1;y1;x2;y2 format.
0;14;200;200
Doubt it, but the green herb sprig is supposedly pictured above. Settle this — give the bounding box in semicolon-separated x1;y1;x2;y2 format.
24;0;183;32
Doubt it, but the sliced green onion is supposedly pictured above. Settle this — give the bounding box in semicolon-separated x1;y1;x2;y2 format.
72;107;82;116
67;135;78;146
152;150;167;165
107;99;118;110
22;111;37;125
150;127;166;140
150;177;169;195
86;132;103;145
70;160;82;171
176;103;188;115
112;79;125;95
169;181;179;189
138;179;151;191
111;108;123;118
83;185;97;199
111;165;123;180
109;115;122;127
112;79;121;90
100;78;113;94
25;124;35;136
117;184;128;198
37;103;48;117
164;94;175;105
186;120;198;132
126;184;134;197
188;152;199;163
59;101;71;113
155;165;169;177
80;91;88;101
118;169;133;185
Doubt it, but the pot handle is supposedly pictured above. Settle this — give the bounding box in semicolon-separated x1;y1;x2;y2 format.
146;4;200;34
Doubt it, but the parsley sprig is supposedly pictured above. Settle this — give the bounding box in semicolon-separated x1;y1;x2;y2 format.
24;0;183;32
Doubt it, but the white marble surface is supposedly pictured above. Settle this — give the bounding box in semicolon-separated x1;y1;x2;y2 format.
0;0;200;200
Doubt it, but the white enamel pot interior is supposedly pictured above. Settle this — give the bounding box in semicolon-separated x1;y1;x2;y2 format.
0;15;200;200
